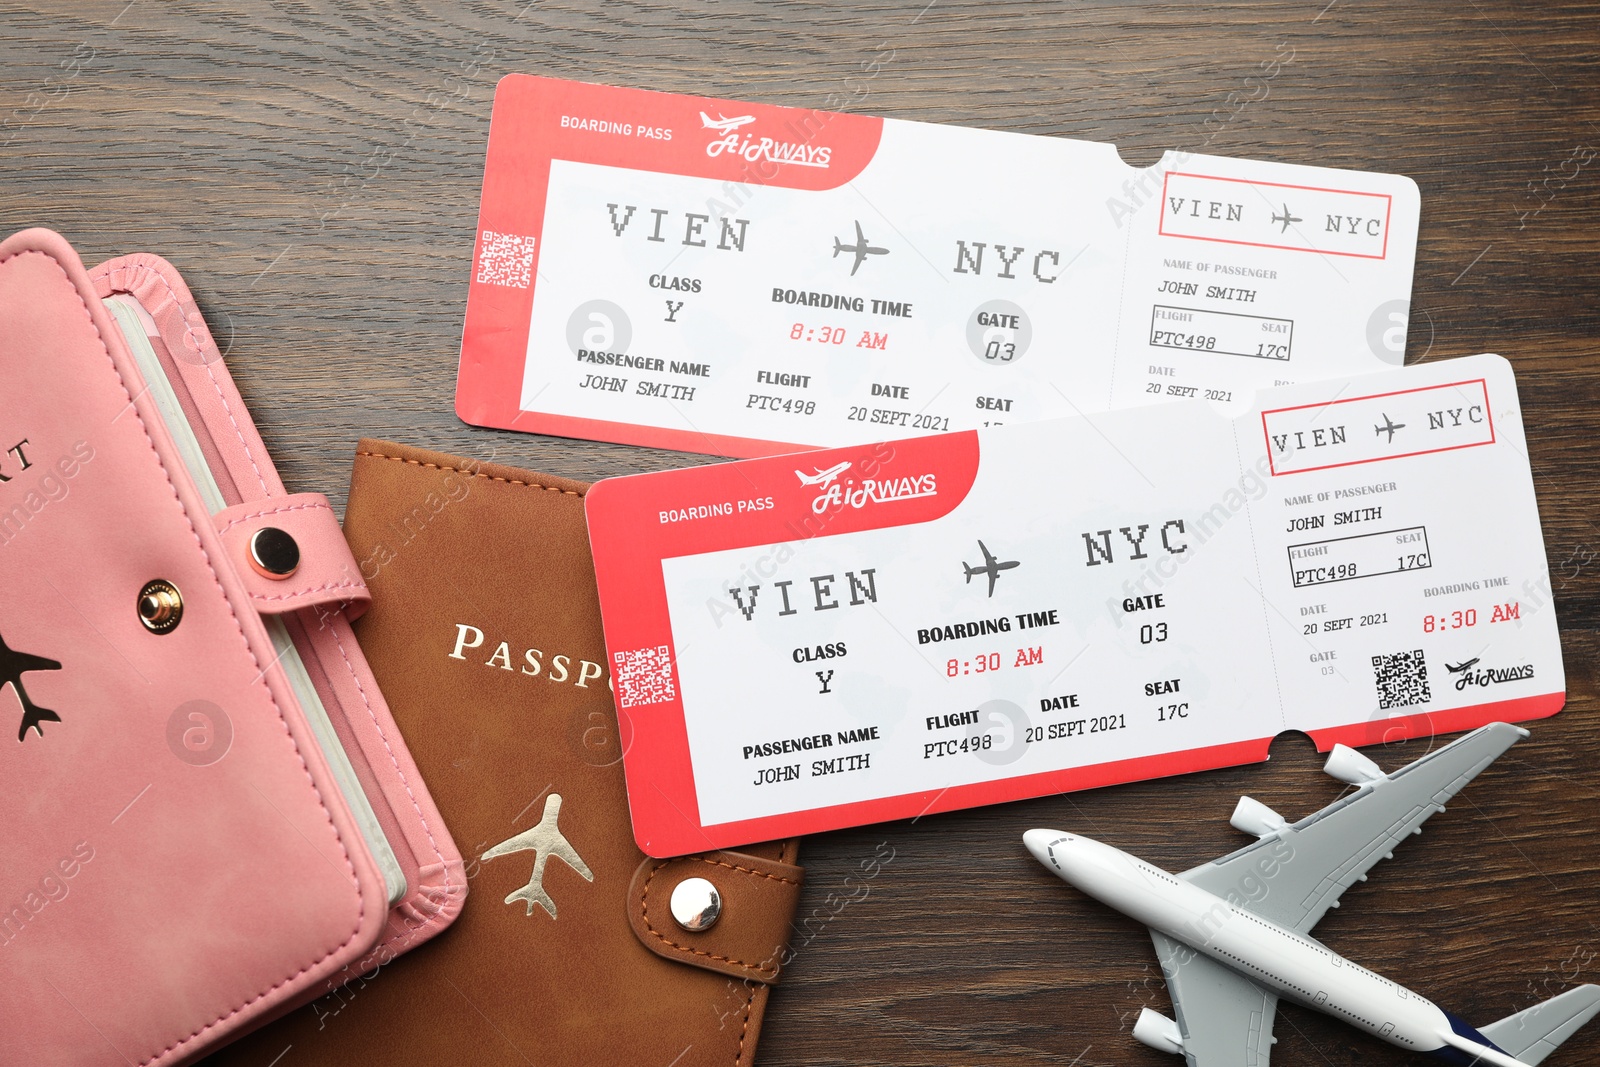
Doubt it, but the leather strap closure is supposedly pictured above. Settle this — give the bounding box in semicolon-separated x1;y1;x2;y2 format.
628;849;804;984
213;493;371;618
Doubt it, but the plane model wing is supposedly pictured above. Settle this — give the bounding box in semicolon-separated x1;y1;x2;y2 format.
1150;930;1278;1067
1180;722;1525;935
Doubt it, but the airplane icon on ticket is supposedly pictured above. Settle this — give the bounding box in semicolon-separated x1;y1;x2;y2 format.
963;540;1020;597
699;111;755;133
833;221;889;276
1375;413;1406;442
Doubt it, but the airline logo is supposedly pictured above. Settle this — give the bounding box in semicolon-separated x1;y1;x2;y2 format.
804;466;937;514
701;110;832;169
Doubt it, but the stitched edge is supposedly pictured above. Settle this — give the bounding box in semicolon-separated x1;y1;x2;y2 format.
15;246;368;1065
213;499;371;606
736;984;757;1067
214;498;333;536
353;451;803;979
116;266;461;972
102;258;272;496
355;445;764;1050
347;447;590;953
637;857;797;978
251;579;368;602
353;450;799;981
327;622;459;957
355;450;586;496
674;856;799;885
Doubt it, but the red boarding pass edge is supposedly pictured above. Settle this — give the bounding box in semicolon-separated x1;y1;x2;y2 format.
587;427;1562;858
457;74;883;457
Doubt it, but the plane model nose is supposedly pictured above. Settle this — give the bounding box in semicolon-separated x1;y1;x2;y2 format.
1023;828;1071;867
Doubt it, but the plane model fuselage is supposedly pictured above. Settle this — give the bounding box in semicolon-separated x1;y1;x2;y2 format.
1028;833;1488;1061
1024;724;1598;1067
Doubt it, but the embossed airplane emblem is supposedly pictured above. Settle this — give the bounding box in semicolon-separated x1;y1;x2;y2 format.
0;629;62;742
795;461;851;489
833;221;888;276
481;793;593;919
963;539;1020;598
1374;413;1406;443
1271;203;1303;233
1446;658;1480;674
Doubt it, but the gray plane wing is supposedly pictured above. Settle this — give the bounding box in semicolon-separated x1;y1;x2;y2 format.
1151;930;1278;1066
1179;722;1525;934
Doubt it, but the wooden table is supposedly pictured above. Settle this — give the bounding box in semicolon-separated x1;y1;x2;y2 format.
5;2;1599;1063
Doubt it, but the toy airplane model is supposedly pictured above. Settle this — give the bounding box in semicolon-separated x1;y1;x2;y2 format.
1024;723;1600;1066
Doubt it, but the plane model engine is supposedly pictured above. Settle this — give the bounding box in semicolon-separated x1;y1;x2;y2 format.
1324;743;1386;786
1229;795;1287;838
1131;1008;1184;1055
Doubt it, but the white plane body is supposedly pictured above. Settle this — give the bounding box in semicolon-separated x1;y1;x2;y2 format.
1030;832;1516;1064
1025;724;1600;1066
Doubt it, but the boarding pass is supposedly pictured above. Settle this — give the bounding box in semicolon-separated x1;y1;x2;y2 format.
585;354;1562;855
458;75;1421;457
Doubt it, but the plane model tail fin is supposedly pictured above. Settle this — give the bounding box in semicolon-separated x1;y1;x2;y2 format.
1480;984;1600;1066
962;564;976;582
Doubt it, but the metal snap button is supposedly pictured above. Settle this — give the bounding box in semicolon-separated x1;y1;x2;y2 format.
137;579;183;634
670;876;722;932
248;526;300;579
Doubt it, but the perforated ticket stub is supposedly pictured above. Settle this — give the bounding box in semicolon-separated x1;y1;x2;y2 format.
458;75;1421;457
585;355;1563;856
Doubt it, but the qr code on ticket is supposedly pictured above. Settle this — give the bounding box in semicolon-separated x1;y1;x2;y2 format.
615;645;676;709
1372;649;1431;709
475;229;536;288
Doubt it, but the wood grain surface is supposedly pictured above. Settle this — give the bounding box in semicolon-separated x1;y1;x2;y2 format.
5;2;1600;1064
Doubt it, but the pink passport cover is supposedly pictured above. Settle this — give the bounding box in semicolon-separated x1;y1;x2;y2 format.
0;228;464;1065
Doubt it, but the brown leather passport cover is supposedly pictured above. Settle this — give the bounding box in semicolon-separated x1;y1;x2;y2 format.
205;440;803;1067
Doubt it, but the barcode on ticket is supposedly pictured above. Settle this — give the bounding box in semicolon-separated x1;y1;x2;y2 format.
1373;648;1431;710
615;645;676;709
475;229;536;289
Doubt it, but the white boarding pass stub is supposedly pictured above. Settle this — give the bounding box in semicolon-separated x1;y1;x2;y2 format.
459;75;1421;457
585;355;1562;856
